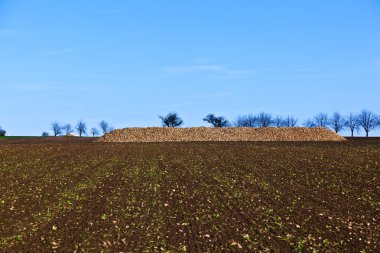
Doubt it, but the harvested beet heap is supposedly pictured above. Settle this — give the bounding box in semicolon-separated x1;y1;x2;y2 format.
97;127;346;142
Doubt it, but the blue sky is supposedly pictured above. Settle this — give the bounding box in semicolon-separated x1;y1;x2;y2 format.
1;0;379;136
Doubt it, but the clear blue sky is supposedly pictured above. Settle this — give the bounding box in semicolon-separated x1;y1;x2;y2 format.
1;0;379;136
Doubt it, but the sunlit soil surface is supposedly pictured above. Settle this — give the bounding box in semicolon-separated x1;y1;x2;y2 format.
0;139;379;252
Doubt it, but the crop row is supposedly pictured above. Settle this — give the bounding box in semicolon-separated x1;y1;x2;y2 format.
0;141;379;252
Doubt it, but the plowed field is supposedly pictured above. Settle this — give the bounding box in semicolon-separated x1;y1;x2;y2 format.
0;139;379;252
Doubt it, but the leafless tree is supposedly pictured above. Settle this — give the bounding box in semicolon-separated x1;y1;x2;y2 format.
304;113;329;128
256;112;272;127
63;124;74;135
91;127;100;137
234;114;257;127
203;114;229;127
159;112;183;127
51;122;62;136
283;116;298;127
273;116;284;127
304;119;315;128
42;132;49;137
345;113;360;137
0;127;6;137
315;113;329;127
99;120;110;134
76;120;87;137
357;110;378;137
329;112;346;133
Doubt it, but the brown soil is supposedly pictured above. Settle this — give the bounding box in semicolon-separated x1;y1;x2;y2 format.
0;137;96;145
98;127;346;142
0;140;378;252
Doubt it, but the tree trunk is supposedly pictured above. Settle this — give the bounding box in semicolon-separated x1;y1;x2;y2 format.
366;131;369;137
351;130;354;137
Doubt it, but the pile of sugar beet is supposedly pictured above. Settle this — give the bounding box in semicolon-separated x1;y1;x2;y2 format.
97;127;346;142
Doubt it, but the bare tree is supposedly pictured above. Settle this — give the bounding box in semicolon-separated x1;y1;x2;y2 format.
304;113;329;128
314;113;329;127
357;110;378;137
42;132;49;137
345;113;360;137
256;112;272;127
91;127;100;137
99;120;110;134
76;120;87;137
159;112;183;127
0;127;6;137
51;122;62;136
234;114;256;127
329;112;345;133
304;119;316;128
283;116;298;127
63;124;74;135
203;114;229;127
273;116;284;127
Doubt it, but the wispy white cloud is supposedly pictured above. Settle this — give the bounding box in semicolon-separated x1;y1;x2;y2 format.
86;9;124;14
0;29;29;37
162;64;249;78
13;83;65;92
164;65;223;73
193;58;214;64
375;57;380;67
198;92;232;99
44;48;79;56
11;83;107;95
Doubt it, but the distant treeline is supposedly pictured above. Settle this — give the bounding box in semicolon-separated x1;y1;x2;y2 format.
159;110;379;137
1;110;379;137
44;120;114;137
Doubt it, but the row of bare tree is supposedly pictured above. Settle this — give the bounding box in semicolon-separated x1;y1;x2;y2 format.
303;111;378;137
159;110;380;137
47;120;113;137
